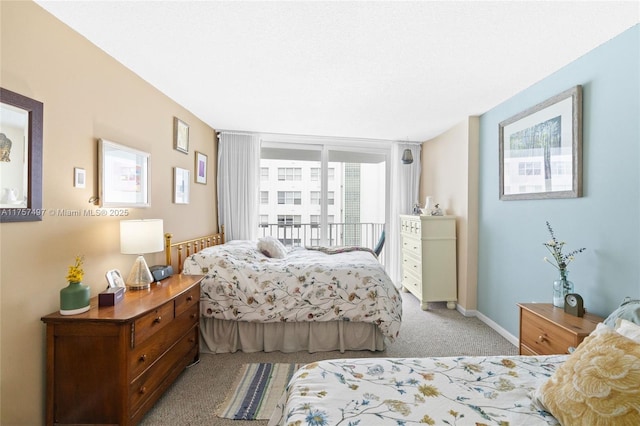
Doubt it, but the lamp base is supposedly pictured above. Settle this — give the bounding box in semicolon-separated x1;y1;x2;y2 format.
126;255;154;290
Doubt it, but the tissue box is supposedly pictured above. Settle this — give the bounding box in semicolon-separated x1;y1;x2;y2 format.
99;287;125;307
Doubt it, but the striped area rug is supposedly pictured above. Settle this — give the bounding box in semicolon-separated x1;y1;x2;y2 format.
216;363;302;420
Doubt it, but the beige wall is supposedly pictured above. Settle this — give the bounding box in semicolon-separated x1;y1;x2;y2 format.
0;2;218;424
420;117;479;312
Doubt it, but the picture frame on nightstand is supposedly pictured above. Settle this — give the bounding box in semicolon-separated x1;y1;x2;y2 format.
105;269;126;291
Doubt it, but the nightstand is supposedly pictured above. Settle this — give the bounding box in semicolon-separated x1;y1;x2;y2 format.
42;274;204;426
518;303;603;355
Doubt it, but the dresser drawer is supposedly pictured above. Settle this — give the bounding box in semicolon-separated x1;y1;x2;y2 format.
520;308;574;355
401;252;422;279
134;301;175;346
402;270;422;299
129;303;198;380
175;284;200;318
401;235;421;254
129;325;198;413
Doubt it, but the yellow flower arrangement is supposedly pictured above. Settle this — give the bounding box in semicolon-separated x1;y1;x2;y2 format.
66;255;84;283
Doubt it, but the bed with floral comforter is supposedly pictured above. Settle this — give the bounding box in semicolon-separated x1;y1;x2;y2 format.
269;355;565;425
183;240;402;353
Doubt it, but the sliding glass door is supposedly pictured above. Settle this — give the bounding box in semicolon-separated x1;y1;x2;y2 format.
259;142;387;259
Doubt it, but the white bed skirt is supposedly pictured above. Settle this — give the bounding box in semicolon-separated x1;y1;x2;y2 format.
199;318;386;353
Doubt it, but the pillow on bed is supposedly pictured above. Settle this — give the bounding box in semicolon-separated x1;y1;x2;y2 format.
616;318;640;343
257;236;287;259
603;297;640;328
532;323;640;425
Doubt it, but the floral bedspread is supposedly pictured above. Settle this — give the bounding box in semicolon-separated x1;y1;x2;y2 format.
269;355;566;426
183;240;402;341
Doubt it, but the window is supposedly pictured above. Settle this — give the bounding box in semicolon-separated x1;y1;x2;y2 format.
278;167;302;181
278;215;301;228
260;191;269;204
259;215;268;227
260;143;387;252
311;167;333;181
277;191;301;205
310;191;320;204
260;167;269;180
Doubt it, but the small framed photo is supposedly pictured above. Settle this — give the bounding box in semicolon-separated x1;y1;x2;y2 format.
173;117;189;154
74;167;86;188
174;167;190;204
105;269;126;291
195;151;207;184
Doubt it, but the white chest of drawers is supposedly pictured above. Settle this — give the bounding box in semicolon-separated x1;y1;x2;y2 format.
400;215;457;310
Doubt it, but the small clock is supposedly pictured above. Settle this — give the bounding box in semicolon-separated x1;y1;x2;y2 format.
564;293;585;317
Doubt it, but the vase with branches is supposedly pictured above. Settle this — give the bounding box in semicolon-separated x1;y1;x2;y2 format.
543;222;586;307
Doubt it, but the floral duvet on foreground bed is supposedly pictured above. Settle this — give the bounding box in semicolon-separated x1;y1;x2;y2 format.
269;355;566;426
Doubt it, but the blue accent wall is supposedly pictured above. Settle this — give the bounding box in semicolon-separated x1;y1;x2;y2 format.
478;24;639;336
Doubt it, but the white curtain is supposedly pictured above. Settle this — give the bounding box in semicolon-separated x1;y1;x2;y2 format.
387;143;421;286
217;132;261;241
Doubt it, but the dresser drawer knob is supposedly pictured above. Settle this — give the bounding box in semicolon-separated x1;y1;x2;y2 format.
187;295;193;302
153;316;162;324
139;386;147;395
139;354;147;363
190;313;197;319
537;335;547;343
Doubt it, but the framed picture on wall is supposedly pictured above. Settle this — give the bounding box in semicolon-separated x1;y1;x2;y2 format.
195;151;207;184
499;85;582;200
98;139;150;208
173;167;190;204
74;167;86;188
173;117;189;154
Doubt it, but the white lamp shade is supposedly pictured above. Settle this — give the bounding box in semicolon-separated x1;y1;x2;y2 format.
120;219;164;254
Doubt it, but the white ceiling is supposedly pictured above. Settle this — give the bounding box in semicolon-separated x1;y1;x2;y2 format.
35;1;639;142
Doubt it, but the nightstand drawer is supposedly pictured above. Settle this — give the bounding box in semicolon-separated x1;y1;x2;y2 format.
520;308;574;354
518;303;603;356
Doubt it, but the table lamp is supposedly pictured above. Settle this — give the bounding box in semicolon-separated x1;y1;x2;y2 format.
120;219;164;290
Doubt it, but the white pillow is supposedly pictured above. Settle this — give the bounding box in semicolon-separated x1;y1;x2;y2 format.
616;318;640;343
257;236;287;259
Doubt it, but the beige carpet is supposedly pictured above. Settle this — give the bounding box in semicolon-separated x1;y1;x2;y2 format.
139;292;517;425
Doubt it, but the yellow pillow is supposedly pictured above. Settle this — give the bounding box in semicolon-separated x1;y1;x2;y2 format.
533;324;640;426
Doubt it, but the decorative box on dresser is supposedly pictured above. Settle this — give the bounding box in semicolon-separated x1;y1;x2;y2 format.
518;303;603;355
399;214;457;310
41;274;204;426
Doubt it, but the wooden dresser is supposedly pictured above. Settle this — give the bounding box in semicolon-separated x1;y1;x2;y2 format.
41;274;203;426
400;215;457;310
518;303;603;355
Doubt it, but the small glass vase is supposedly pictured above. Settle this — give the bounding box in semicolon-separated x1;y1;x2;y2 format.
60;281;90;315
553;271;574;308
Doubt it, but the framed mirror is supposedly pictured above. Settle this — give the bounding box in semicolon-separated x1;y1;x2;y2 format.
0;88;43;222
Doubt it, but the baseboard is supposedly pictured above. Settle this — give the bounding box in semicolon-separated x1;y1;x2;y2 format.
456;304;519;348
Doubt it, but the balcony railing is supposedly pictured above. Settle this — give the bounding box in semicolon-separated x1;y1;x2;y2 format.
257;222;385;262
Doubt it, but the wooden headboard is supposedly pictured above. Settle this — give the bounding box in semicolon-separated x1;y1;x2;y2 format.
164;227;225;273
